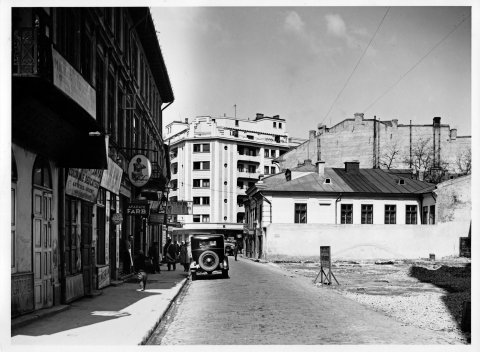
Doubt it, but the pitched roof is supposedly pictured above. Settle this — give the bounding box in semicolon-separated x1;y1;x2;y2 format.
254;168;435;195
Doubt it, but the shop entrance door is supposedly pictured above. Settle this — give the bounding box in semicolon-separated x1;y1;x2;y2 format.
81;203;94;295
32;188;53;310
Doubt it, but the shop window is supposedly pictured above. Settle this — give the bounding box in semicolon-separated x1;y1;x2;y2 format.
361;204;373;224
33;156;52;189
385;205;396;224
295;203;307;223
406;205;417;224
341;204;353;224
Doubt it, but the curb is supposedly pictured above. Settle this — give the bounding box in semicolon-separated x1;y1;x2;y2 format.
139;277;190;345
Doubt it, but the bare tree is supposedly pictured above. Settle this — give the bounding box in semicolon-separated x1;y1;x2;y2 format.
456;147;472;175
405;137;449;183
379;139;402;169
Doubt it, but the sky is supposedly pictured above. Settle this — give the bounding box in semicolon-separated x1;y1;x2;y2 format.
151;6;472;139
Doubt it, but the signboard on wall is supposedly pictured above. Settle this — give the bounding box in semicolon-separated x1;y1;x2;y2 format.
100;158;123;195
128;154;152;187
52;47;96;119
65;168;103;203
97;265;110;289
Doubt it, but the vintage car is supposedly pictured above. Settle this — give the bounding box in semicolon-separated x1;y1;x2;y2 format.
224;240;236;256
190;234;229;280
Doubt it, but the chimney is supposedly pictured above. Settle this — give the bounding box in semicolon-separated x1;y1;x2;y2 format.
309;130;316;140
304;159;312;165
255;113;264;120
344;160;360;173
316;161;325;177
354;113;364;124
433;117;441;126
317;123;326;134
273;115;280;119
392;119;398;129
185;118;189;123
450;128;457;140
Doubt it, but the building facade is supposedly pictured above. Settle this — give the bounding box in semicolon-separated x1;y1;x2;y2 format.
276;114;471;182
164;114;301;242
12;7;173;317
244;160;449;260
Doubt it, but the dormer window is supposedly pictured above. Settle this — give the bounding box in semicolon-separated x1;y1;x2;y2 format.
324;178;331;184
396;179;405;185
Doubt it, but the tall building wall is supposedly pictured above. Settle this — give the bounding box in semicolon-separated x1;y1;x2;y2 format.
277;114;471;174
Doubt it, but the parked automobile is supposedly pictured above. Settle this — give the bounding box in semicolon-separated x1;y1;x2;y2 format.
224;240;236;256
190;234;229;280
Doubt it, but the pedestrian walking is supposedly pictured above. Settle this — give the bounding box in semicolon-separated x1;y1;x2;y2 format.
179;241;190;272
234;241;238;261
163;237;177;271
123;235;134;274
134;250;148;291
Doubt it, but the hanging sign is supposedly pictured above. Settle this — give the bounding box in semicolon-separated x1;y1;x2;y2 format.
126;202;150;216
111;212;123;225
100;158;123;195
128;154;152;187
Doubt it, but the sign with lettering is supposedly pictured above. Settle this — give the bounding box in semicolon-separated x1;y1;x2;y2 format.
126;202;150;216
320;246;331;268
128;154;152;187
65;168;103;203
100;158;123;195
52;47;96;119
97;265;110;289
111;212;123;225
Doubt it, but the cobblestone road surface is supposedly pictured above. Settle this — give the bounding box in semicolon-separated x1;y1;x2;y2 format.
147;258;454;345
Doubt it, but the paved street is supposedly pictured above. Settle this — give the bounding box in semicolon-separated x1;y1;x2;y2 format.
147;257;454;345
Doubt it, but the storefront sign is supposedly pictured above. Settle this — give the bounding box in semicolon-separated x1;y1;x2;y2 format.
111;212;123;225
160;201;192;215
128;154;152;187
65;168;103;203
52;47;96;119
100;158;123;195
126;202;150;216
149;213;164;224
320;246;331;268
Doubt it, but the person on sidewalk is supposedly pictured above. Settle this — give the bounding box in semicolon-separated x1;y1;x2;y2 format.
234;241;238;261
179;241;190;272
163;237;177;271
123;235;134;274
134;250;148;291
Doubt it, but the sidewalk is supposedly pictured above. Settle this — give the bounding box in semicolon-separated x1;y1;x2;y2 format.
11;269;189;345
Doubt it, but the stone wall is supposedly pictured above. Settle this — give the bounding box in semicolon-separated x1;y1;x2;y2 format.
434;175;471;224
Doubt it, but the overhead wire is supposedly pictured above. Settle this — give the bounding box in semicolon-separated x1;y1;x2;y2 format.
320;7;391;126
363;12;471;113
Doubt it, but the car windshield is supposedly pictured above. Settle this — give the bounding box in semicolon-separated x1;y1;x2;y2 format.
198;239;220;249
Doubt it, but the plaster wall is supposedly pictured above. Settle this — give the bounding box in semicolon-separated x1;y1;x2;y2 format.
265;222;468;260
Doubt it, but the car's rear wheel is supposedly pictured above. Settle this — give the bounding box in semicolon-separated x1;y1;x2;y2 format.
198;250;220;272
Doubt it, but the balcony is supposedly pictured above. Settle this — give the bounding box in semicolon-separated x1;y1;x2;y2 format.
237;171;260;179
237;153;260;163
12;27;107;169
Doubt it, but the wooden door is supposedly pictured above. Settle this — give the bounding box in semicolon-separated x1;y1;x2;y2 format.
33;188;53;309
81;203;93;295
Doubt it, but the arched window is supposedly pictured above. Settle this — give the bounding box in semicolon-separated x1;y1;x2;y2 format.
32;156;52;189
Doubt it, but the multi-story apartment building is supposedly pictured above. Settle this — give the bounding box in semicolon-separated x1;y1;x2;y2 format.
164;114;302;242
12;7;173;316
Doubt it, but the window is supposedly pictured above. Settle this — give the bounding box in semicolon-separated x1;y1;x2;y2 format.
238;164;244;172
429;205;435;224
248;165;256;173
264;149;269;157
203;179;210;187
270;150;276;158
271;166;275;174
193;179;200;187
33;156;52;189
235;120;239;126
193;161;210;170
406;205;417;224
193;143;210;153
294;203;307;223
202;215;210;223
224;146;228;150
361;204;373;224
247;135;254;140
193;215;201;223
264;166;270;175
341;204;353;224
279;123;282;128
202;197;210;205
193;197;209;205
273;122;277;128
385;205;396;224
422;206;428;224
224;199;228;203
193;197;201;205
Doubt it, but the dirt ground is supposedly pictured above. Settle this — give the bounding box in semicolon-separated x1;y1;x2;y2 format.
274;257;471;344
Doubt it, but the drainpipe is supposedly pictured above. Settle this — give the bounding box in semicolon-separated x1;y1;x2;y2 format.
335;193;342;224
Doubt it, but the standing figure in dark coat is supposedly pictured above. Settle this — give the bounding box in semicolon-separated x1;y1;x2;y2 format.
163;237;177;271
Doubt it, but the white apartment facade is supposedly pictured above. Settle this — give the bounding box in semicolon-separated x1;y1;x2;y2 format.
164;113;301;241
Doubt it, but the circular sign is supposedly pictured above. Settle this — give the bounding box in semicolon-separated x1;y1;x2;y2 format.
128;154;152;187
111;212;123;225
